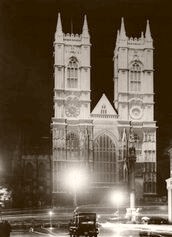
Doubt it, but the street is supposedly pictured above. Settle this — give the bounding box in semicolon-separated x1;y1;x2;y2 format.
11;233;40;237
11;229;68;236
10;223;172;237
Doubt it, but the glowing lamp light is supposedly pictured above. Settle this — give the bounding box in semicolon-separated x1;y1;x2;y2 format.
63;167;88;207
49;211;53;216
48;210;53;229
64;168;87;192
110;191;124;206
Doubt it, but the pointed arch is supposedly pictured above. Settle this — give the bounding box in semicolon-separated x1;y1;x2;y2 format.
129;59;143;67
94;129;119;149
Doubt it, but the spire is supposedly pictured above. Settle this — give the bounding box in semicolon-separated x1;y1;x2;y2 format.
120;17;127;39
56;12;62;33
55;12;63;42
145;20;152;40
82;14;90;44
82;14;89;36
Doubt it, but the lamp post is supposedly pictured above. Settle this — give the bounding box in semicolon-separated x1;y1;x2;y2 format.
128;147;136;209
73;185;77;207
70;171;78;207
69;171;78;207
49;211;53;229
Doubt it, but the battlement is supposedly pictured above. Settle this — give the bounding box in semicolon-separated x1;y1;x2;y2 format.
128;37;144;45
117;35;153;48
63;33;81;41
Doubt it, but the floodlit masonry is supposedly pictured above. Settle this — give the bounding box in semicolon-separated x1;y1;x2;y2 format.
52;14;156;205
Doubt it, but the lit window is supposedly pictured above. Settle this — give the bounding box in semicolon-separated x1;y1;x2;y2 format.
130;62;141;92
67;57;78;88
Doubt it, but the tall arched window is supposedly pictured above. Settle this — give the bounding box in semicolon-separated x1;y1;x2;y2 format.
93;135;116;183
67;57;78;88
130;62;141;92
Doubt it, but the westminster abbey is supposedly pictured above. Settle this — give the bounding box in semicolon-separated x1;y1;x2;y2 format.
52;13;156;205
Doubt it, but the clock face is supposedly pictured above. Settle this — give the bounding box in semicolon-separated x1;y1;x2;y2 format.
130;106;142;120
65;97;80;117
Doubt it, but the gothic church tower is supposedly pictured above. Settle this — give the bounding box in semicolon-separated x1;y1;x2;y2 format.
114;19;157;198
52;14;157;205
52;14;93;203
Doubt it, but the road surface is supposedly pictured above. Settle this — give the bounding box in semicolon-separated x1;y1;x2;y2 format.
10;222;172;237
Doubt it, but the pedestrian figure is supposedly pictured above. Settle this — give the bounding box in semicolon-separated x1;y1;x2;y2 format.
29;226;34;232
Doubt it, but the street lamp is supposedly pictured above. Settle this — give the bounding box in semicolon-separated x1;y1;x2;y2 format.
110;191;124;216
48;211;53;229
64;168;87;207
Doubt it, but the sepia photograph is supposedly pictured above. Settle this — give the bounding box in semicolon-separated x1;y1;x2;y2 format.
0;0;172;236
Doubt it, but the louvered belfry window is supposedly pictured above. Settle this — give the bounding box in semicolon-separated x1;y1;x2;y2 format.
67;57;78;88
130;62;141;92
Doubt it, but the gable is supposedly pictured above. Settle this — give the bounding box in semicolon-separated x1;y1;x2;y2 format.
91;93;117;117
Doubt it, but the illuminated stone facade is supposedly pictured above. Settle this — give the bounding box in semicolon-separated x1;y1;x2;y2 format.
52;14;157;204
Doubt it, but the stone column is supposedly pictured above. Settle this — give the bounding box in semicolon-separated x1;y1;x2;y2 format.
166;178;172;223
166;147;172;223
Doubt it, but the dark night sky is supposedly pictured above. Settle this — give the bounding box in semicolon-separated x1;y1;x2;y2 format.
0;0;172;194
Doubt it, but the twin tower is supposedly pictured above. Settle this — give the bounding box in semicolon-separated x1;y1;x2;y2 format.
52;13;156;205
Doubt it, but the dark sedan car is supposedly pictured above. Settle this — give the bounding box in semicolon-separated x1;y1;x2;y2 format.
140;231;172;237
69;212;99;237
141;216;168;224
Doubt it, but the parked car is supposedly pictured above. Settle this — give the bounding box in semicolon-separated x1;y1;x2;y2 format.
140;230;172;237
69;212;99;237
141;216;168;225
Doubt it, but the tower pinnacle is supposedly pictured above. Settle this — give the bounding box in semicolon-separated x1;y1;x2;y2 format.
82;15;89;36
120;17;127;39
55;13;63;42
82;14;90;44
145;20;152;40
56;13;63;33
